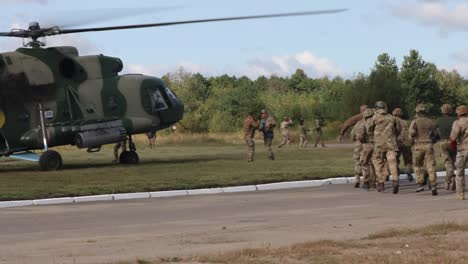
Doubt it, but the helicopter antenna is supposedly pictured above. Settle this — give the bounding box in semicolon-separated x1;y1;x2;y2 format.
0;9;347;48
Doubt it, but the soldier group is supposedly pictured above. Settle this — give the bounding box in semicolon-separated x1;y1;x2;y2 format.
343;102;467;200
243;110;325;162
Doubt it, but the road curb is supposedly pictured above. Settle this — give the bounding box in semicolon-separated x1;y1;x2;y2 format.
1;169;466;209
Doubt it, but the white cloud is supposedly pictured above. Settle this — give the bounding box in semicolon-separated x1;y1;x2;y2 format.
391;1;468;33
124;50;344;79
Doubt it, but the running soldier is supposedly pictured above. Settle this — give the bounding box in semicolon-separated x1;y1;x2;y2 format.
450;105;467;200
278;117;293;148
298;119;310;148
436;104;458;190
370;101;401;194
356;108;376;189
351;116;366;188
410;104;439;195
392;108;414;182
244;112;259;162
343;105;368;188
259;110;277;160
314;118;326;148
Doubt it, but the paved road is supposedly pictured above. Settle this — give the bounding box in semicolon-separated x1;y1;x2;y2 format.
1;179;467;264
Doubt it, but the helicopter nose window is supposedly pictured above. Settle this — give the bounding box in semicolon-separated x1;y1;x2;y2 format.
148;89;168;111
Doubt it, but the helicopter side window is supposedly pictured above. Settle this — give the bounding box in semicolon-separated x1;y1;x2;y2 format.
148;88;168;112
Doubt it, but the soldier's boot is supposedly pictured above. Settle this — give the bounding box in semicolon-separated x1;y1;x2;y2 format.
415;184;425;193
407;173;414;182
362;182;370;190
456;192;465;200
431;187;438;196
377;182;385;192
392;181;399;194
354;182;360;188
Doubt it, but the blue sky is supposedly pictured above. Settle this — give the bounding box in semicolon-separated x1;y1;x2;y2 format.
2;0;468;79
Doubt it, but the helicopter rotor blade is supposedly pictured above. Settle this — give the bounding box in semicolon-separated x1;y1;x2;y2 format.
58;9;347;35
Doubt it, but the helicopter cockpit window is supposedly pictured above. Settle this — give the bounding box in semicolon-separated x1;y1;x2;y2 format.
148;89;168;112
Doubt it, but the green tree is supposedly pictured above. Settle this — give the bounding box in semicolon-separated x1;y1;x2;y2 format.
368;53;403;112
400;50;442;116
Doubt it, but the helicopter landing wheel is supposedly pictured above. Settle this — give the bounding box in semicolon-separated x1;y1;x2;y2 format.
119;151;139;165
39;150;63;171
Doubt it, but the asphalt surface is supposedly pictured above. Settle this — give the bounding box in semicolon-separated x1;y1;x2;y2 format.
1;178;467;264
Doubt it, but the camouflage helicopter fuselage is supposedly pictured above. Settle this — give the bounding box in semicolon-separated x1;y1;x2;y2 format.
0;46;183;155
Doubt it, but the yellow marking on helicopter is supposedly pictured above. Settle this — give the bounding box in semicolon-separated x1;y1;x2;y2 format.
0;110;5;128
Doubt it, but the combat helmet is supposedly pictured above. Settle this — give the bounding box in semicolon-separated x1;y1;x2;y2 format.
440;104;452;114
374;101;388;111
363;108;374;118
392;108;403;117
456;105;467;116
415;104;426;113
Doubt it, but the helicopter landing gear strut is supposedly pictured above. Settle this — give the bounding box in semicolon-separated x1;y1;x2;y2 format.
119;135;139;165
39;150;63;171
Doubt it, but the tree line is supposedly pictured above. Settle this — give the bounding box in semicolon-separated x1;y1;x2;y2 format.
162;49;468;133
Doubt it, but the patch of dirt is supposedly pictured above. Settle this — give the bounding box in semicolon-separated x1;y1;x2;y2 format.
132;222;468;264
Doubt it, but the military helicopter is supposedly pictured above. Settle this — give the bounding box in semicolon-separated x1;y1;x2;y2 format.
0;9;346;171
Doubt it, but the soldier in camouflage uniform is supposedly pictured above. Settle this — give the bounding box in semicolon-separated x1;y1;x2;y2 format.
244;112;259;162
314;118;326;148
450;105;467;200
436;104;458;190
259;110;277;160
356;108;376;189
278;117;293;148
369;101;401;194
410;104;439;195
392;108;414;182
344;105;368;188
351;118;365;188
298;119;310;148
113;140;127;163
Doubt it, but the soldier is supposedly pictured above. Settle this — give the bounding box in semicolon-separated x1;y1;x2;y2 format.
259;110;277;160
314;118;326;148
350;115;366;188
356;108;376;189
410;104;439;195
436;104;458;190
370;101;401;194
298;119;310;148
113;140;127;163
243;111;259;162
392;108;414;182
146;131;156;149
450;105;467;200
338;105;367;188
278;117;293;148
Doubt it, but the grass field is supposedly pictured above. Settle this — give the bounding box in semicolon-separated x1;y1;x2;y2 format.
120;222;468;264
0;133;447;201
